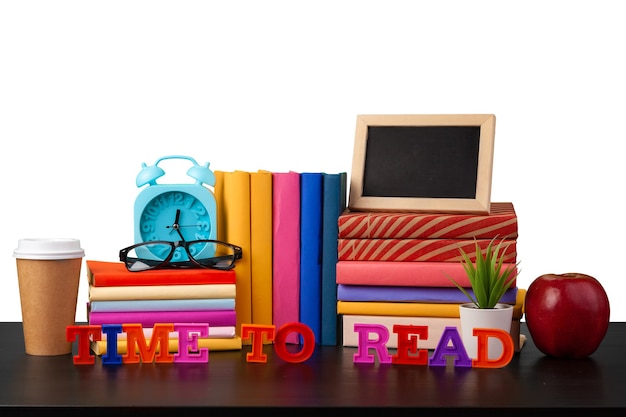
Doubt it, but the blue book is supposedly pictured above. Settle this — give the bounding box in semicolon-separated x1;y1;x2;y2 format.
320;172;347;346
299;172;324;344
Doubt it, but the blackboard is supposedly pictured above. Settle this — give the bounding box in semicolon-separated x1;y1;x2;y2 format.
349;114;496;214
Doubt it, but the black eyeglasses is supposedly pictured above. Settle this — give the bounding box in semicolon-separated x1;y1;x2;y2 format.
119;240;242;272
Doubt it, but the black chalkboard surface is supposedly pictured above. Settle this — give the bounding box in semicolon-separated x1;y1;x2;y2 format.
349;114;495;214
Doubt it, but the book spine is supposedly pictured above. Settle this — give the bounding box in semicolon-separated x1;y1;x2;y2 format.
340;315;524;352
86;261;237;287
88;284;237;301
320;172;347;346
299;172;323;344
335;260;518;288
337;284;518;304
216;171;252;338
341;315;462;350
337;238;517;263
250;170;274;327
337;202;517;239
336;301;463;318
272;172;301;343
89;298;236;313
337;289;525;320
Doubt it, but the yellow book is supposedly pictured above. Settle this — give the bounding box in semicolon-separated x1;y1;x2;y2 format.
337;301;461;318
337;289;526;320
90;336;242;355
214;170;252;339
214;170;226;246
250;170;273;327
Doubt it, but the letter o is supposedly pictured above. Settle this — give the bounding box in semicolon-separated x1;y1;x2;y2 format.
274;322;315;363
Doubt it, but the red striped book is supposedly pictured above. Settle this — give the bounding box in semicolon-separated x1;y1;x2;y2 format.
338;202;517;239
86;260;236;287
338;238;517;263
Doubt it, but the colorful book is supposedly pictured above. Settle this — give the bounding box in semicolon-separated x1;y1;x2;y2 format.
341;315;525;352
299;172;323;344
337;284;518;304
86;260;236;287
320;172;347;346
250;170;274;327
337;238;517;263
89;298;236;313
338;202;517;239
215;170;252;338
336;260;518;288
88;310;237;328
91;336;243;355
272;171;301;343
88;283;236;301
337;300;464;318
337;289;526;320
342;315;462;350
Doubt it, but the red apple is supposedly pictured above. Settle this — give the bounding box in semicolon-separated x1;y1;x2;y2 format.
525;273;610;359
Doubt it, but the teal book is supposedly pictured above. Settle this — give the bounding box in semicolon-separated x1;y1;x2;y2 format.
320;172;347;346
299;172;324;344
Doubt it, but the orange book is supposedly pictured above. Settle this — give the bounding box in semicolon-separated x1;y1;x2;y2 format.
86;260;236;287
250;170;273;327
215;170;252;338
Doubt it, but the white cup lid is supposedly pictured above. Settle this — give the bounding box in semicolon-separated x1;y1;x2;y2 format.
13;238;85;260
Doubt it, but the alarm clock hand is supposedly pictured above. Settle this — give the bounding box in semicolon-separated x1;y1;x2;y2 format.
167;209;186;241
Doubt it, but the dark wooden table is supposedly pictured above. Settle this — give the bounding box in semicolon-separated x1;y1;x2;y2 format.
1;322;624;415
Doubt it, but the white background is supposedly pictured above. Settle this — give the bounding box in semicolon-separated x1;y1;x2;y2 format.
1;1;624;322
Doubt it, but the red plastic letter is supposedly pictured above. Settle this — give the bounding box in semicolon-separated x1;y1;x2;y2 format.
241;324;275;363
472;328;514;368
123;323;174;364
274;322;315;363
392;324;429;365
353;323;392;364
66;325;101;365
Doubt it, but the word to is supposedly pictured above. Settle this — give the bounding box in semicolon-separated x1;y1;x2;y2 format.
66;322;514;368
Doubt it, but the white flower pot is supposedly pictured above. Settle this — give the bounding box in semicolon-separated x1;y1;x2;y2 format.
459;303;514;360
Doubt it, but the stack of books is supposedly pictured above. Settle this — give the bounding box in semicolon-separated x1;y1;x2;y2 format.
334;202;526;351
214;170;347;346
85;260;242;355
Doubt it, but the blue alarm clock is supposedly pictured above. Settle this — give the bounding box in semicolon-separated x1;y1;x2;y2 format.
134;156;217;258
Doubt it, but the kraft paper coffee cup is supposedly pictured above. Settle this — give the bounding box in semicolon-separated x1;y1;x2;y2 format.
14;238;85;356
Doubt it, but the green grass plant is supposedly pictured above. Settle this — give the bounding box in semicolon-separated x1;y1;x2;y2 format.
449;237;519;309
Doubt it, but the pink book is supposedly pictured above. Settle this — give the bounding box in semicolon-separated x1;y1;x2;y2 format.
88;310;237;328
335;260;517;287
272;172;301;343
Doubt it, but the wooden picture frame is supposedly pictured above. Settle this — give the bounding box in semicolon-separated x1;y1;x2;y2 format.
348;114;496;214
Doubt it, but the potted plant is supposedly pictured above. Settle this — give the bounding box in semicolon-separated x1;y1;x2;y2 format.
448;237;520;360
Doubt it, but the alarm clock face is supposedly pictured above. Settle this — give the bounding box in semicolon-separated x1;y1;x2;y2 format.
139;191;213;261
